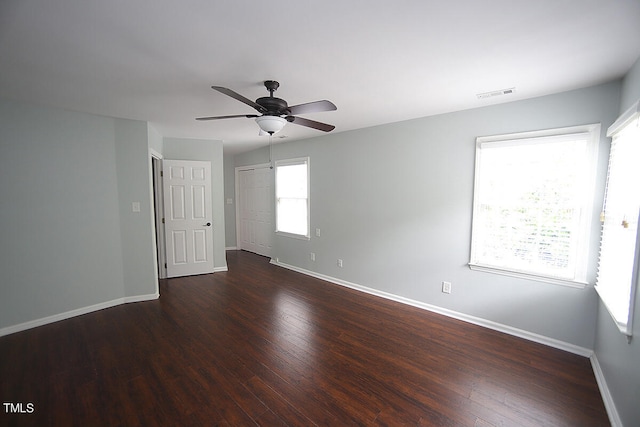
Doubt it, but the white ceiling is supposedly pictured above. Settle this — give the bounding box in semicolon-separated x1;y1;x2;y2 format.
1;0;640;155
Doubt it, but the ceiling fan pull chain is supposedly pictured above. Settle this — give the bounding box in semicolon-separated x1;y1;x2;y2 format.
269;134;273;169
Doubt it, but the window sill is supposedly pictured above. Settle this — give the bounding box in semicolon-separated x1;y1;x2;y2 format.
468;263;589;289
594;285;633;338
276;231;310;241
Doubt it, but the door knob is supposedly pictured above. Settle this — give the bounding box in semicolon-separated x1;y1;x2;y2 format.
204;222;211;227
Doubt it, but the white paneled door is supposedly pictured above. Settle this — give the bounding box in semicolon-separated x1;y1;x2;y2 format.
163;160;214;278
238;167;273;257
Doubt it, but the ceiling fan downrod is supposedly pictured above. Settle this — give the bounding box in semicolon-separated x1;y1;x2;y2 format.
264;80;279;97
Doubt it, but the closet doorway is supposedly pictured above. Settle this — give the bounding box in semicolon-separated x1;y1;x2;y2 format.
236;164;273;257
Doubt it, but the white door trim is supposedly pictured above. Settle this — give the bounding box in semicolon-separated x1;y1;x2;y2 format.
150;149;166;279
235;163;272;256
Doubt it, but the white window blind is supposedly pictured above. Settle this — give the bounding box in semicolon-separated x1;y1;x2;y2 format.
275;158;310;238
470;125;600;286
596;101;640;336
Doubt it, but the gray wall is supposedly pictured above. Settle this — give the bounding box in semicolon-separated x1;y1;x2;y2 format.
235;82;621;350
0;99;157;330
148;123;163;154
115;119;158;297
163;137;227;270
593;56;640;427
223;153;237;249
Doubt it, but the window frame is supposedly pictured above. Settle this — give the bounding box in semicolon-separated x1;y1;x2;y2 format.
274;157;310;240
596;100;640;337
469;124;601;288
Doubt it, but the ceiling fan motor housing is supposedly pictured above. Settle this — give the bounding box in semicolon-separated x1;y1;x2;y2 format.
256;96;289;116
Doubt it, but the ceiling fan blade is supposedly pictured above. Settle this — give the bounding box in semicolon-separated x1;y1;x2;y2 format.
288;100;337;115
211;86;266;113
196;114;258;121
287;116;335;132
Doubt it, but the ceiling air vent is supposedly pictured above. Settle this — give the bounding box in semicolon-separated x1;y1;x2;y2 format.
476;87;516;99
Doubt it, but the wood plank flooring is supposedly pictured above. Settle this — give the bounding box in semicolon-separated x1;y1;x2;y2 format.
0;250;610;426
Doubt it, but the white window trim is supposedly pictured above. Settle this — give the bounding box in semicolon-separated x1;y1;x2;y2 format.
275;157;310;240
595;100;640;337
469;124;601;288
469;264;590;288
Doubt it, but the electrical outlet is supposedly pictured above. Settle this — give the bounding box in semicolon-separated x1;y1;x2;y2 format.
315;228;321;237
442;281;452;294
310;252;316;261
337;259;343;268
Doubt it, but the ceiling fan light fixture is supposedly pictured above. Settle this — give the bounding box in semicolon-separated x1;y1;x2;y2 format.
255;116;286;134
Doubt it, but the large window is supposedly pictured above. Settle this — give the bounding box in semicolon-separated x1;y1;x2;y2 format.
596;101;640;336
275;157;310;239
470;124;600;286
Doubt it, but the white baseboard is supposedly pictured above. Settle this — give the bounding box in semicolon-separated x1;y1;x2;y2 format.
270;259;593;357
0;293;159;338
225;246;238;251
214;265;229;272
124;292;160;304
591;354;623;427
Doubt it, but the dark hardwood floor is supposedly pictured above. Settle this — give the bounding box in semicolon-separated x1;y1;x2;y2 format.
0;250;609;426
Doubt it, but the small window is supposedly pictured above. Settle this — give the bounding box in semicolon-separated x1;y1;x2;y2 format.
275;157;310;239
596;101;640;336
470;124;600;286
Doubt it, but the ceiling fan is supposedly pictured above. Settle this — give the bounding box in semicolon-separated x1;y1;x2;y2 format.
196;80;336;135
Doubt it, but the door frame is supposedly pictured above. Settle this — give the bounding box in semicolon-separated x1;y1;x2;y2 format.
235;162;273;255
150;148;167;279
